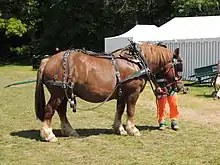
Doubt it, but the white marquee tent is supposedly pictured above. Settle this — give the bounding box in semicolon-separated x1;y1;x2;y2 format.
104;16;220;80
104;25;159;53
158;15;220;41
158;16;220;80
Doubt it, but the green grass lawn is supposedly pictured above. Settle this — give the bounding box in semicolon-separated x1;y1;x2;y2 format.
0;65;220;165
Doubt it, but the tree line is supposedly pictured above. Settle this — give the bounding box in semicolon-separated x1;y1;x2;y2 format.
0;0;219;63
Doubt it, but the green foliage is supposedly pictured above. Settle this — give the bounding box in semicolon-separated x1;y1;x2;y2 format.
172;0;220;16
40;0;105;53
1;0;220;62
0;18;5;29
9;45;32;56
19;0;42;31
5;18;27;37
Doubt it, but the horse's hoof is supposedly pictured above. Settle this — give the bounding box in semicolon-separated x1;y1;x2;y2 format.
133;131;141;136
119;130;128;136
126;127;141;136
69;131;80;137
113;125;128;136
114;130;128;136
48;136;58;142
127;130;141;136
42;133;58;142
61;129;79;137
40;127;57;142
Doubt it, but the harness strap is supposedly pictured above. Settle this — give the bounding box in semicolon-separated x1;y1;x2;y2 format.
44;80;72;87
121;68;146;83
135;49;157;96
110;54;122;97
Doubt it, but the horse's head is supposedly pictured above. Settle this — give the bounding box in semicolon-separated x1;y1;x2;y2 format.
135;43;184;93
162;47;184;93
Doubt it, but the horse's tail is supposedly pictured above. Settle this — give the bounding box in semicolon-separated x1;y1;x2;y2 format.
35;57;50;121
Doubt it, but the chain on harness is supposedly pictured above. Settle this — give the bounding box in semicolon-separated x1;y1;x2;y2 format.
62;50;77;112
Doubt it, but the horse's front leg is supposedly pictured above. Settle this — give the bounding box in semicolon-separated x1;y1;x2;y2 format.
57;98;79;137
113;98;127;135
125;90;141;136
40;97;61;142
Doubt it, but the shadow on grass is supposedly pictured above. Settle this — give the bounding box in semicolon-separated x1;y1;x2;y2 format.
10;125;158;141
196;94;214;98
184;83;212;87
136;125;159;131
10;129;43;142
10;128;114;141
195;90;215;98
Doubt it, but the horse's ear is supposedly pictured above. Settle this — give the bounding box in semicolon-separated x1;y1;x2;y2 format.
174;47;179;55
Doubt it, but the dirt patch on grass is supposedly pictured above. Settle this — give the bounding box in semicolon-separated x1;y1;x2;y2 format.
179;94;220;124
181;107;220;124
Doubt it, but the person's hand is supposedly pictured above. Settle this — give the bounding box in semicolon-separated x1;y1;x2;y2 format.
155;87;167;95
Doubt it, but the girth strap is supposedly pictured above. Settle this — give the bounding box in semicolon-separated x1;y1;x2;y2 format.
44;80;71;88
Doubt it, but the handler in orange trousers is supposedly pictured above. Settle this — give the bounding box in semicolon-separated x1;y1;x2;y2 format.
155;77;180;131
155;42;180;131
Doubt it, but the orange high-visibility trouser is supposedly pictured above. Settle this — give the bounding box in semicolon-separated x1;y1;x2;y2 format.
157;95;179;122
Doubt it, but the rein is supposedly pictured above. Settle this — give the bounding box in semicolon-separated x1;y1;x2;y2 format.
74;84;120;111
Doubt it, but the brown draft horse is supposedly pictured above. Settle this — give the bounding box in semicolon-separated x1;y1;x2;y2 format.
35;43;183;142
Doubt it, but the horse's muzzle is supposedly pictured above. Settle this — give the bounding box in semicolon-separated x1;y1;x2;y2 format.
175;80;184;92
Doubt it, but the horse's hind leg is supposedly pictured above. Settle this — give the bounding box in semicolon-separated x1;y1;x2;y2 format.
113;98;127;135
125;91;141;136
57;98;79;137
40;97;62;142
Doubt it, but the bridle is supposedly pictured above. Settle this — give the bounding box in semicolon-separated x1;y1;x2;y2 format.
153;54;183;95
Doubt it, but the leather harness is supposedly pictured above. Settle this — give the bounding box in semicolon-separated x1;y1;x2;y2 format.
43;44;178;111
44;46;149;112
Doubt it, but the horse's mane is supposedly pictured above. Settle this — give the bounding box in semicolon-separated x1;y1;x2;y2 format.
140;43;173;71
